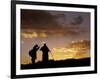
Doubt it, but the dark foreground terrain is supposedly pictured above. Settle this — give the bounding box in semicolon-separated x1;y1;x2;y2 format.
21;58;90;70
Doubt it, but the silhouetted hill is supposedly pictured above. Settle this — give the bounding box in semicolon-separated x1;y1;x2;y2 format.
21;58;90;70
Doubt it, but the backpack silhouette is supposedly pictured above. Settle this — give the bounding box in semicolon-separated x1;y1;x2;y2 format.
29;49;33;57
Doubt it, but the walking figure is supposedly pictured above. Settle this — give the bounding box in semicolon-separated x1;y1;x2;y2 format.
40;43;50;63
29;44;39;64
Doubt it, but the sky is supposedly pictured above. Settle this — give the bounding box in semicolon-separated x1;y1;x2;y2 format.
20;9;90;64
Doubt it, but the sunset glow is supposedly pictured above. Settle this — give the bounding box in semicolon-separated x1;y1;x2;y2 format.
21;32;48;38
21;9;90;64
21;40;90;64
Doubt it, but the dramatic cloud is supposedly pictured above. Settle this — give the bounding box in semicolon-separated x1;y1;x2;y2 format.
66;40;90;59
70;15;83;25
21;9;90;38
66;40;90;50
21;9;61;30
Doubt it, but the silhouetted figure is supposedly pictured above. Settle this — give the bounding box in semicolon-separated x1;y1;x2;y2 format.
29;44;39;64
40;43;50;63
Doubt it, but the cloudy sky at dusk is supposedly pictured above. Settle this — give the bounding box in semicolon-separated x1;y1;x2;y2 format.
21;9;90;64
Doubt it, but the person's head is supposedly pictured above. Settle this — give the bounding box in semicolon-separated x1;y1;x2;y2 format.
35;44;38;47
33;44;38;48
44;43;46;46
41;42;46;46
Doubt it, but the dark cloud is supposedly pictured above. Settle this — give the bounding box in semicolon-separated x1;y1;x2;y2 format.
70;15;83;25
21;9;62;30
21;9;90;36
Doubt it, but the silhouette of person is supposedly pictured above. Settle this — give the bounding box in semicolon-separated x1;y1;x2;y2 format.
29;44;39;64
40;43;50;63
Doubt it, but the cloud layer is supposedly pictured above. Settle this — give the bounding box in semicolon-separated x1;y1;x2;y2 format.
21;9;90;38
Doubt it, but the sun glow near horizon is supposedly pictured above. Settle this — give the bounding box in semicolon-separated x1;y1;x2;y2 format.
21;41;90;64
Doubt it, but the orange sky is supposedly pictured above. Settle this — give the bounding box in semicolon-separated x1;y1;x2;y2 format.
21;38;90;64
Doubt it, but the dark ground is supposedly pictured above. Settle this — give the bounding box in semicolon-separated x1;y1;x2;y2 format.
21;58;90;70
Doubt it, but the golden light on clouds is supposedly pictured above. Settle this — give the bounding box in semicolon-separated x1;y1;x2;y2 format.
39;32;47;38
21;32;38;38
21;40;90;64
49;47;76;60
51;40;90;60
67;40;90;51
21;32;47;38
52;48;68;53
